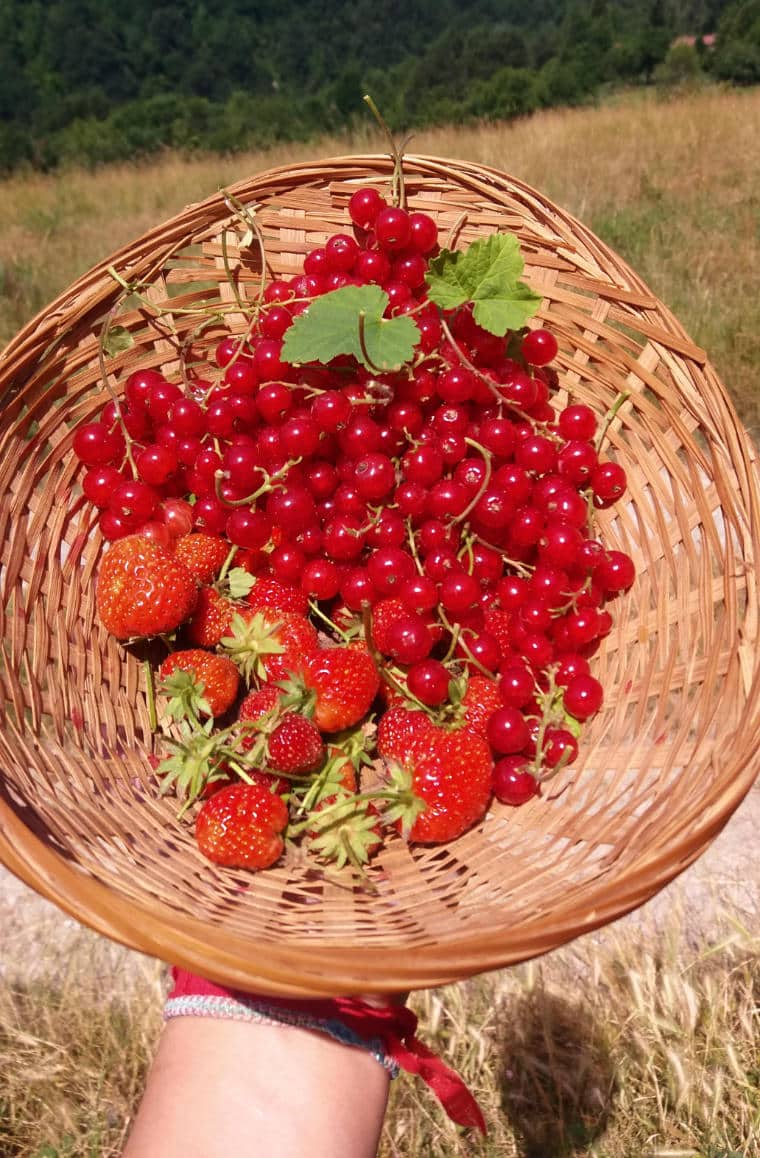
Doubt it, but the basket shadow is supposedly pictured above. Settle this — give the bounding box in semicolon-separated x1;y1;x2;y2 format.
495;984;616;1158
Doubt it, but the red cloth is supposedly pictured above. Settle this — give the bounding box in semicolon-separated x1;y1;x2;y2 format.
169;968;486;1134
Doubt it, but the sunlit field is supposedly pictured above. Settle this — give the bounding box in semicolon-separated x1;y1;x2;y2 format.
1;85;758;432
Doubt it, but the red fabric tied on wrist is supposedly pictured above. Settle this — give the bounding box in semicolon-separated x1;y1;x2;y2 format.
168;968;486;1134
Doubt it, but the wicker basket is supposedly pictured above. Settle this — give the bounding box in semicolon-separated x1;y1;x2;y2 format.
0;154;758;998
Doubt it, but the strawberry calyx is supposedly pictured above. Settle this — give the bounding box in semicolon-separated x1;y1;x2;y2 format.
159;668;212;726
219;610;286;683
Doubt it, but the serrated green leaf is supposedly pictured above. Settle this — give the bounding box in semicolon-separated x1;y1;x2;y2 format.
281;284;419;372
227;567;255;599
102;325;134;357
426;233;542;336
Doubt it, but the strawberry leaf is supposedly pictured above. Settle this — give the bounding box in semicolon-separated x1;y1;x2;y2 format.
281;284;420;372
425;233;542;336
227;567;256;600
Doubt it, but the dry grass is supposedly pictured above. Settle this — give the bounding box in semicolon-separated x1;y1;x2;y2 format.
1;86;759;430
0;908;756;1157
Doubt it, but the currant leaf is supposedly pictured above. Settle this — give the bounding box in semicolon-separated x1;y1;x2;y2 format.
425;233;542;336
281;284;420;372
102;325;134;357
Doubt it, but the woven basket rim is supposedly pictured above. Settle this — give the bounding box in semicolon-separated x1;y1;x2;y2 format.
1;151;759;995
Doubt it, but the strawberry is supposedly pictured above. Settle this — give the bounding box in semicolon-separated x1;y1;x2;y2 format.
220;610;318;684
295;645;380;733
246;575;309;617
483;607;513;656
238;685;282;729
370;597;411;654
267;713;325;776
159;649;240;718
376;706;435;761
174;533;231;584
384;726;493;844
461;674;503;738
96;534;198;640
186;586;240;648
195;781;289;869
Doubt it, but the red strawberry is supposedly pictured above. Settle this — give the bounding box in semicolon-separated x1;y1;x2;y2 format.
267;713;325;776
246;575;309;617
186;586;239;648
370;597;411;654
221;610;318;684
195;781;288;869
159;649;240;718
298;645;380;733
96;534;198;640
238;685;282;727
461;674;502;738
174;533;230;584
386;726;493;844
377;706;435;761
483;608;513;656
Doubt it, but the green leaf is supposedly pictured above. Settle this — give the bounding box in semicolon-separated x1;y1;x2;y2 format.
102;325;134;357
281;284;419;372
426;233;542;336
227;567;255;600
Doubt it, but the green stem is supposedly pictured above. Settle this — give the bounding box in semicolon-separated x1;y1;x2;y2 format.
144;661;157;733
595;391;630;453
362;94;406;209
97;308;138;480
437;606;493;679
308;600;352;644
453;436;493;525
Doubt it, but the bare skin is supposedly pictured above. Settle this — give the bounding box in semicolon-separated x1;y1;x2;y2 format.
122;1015;391;1158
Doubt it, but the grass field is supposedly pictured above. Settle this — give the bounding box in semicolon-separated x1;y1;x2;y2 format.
0;85;759;1157
1;84;758;433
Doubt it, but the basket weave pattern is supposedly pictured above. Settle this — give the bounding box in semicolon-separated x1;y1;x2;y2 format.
0;155;758;996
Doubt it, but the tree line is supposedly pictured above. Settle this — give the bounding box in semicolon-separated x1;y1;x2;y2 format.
0;0;756;172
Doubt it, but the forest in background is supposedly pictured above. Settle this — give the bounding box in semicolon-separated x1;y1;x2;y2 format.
1;0;759;171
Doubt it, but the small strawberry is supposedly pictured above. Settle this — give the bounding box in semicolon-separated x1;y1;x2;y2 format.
461;674;503;738
195;781;289;869
376;706;435;761
96;534;198;640
221;610;318;684
238;685;282;731
384;726;493;844
174;533;231;584
159;649;241;718
246;575;310;617
291;645;380;733
267;713;325;776
483;607;513;656
186;586;240;648
370;597;411;654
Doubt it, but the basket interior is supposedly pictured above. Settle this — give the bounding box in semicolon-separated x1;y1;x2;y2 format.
0;154;758;995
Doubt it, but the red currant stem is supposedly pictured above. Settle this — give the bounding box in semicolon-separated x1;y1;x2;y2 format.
437;315;507;407
217;544;240;585
213;457;302;507
96;309;138;480
308;599;352;644
107;265;229;320
470;532;535;578
457;532;475;574
441;619;461;664
404;519;425;576
362;93;406;210
220;227;248;314
453;437;494;525
531;668;561;779
144;660;158;734
436;607;493;678
595;390;631;453
357;311;384;374
360;602;433;716
221;190;270;318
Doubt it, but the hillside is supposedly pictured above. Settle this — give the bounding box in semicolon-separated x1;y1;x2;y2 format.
0;0;755;170
2;85;758;432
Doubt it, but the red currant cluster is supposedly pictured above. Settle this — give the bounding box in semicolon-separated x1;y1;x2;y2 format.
73;184;635;807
